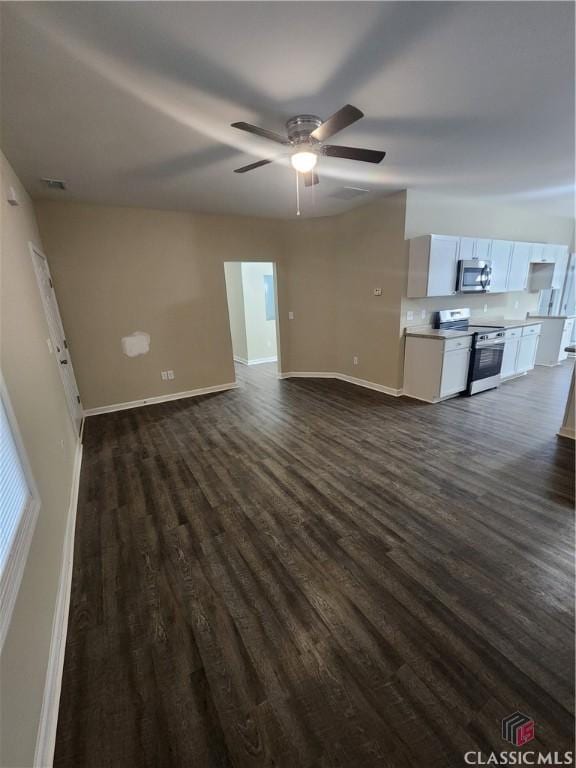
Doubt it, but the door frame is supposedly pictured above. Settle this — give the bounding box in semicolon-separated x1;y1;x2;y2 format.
28;243;84;436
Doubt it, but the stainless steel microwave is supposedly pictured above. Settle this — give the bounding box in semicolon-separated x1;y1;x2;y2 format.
456;259;492;293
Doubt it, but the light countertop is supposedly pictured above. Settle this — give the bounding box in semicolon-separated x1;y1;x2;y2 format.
405;327;473;340
527;315;576;321
476;318;543;329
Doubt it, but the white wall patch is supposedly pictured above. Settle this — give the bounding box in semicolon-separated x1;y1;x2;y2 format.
121;331;150;358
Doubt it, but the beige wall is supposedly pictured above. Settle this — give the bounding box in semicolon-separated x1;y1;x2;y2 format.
223;262;247;362
36;203;286;409
0;154;78;766
405;190;575;244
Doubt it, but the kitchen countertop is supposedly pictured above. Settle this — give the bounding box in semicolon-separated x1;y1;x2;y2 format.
474;317;543;329
404;327;473;340
526;314;576;321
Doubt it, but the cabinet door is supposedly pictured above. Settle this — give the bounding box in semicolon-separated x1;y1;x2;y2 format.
475;239;492;261
427;236;460;297
501;338;520;378
440;348;470;397
490;240;513;293
516;335;539;373
552;247;569;290
508;242;532;291
458;237;475;260
531;243;545;262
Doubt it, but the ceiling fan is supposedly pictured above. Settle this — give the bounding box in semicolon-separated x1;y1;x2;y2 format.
231;104;385;186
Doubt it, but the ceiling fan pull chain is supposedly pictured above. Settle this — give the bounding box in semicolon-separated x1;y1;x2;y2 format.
296;171;301;217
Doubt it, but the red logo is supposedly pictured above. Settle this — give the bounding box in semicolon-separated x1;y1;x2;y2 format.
502;712;535;747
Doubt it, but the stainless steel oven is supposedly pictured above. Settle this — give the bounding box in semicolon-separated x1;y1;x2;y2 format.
466;330;505;395
457;260;492;293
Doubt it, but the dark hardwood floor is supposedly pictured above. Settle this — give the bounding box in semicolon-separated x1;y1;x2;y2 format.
55;361;575;768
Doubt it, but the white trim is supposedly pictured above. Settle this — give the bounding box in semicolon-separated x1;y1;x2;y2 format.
233;356;248;365
558;426;575;440
0;373;41;652
83;382;238;417
246;356;277;366
34;441;83;768
278;371;403;397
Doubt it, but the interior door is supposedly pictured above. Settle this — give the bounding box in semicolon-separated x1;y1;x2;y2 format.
30;245;83;436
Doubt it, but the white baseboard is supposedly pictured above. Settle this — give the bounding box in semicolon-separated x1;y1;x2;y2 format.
557;426;575;440
279;371;402;397
83;382;238;417
234;356;277;366
247;356;277;366
34;440;83;768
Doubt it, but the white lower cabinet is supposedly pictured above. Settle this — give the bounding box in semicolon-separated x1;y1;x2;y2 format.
500;324;541;380
440;348;471;398
403;335;471;402
534;317;575;365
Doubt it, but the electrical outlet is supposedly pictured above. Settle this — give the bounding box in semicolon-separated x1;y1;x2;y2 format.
288;311;294;320
373;287;382;296
161;371;168;381
406;311;414;322
421;310;426;320
514;300;519;310
167;370;174;380
353;356;359;366
483;304;488;313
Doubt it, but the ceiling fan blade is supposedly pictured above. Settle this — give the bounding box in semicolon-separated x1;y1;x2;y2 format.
310;105;364;142
303;171;319;187
231;122;287;145
234;158;274;173
323;145;386;164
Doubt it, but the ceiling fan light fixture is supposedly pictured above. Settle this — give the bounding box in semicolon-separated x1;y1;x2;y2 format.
290;151;318;173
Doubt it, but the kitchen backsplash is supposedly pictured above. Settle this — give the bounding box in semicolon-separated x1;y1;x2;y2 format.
400;290;539;329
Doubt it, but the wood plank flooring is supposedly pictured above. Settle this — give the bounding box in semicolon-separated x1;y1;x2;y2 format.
55;361;575;768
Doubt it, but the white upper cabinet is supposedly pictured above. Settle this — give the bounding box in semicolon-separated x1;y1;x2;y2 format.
406;235;569;298
489;240;513;293
459;237;491;261
507;242;532;292
551;247;569;290
407;235;460;298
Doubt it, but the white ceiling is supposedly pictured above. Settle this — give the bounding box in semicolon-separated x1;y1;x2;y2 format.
1;2;574;219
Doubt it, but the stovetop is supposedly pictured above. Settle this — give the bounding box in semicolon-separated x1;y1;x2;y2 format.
468;324;505;334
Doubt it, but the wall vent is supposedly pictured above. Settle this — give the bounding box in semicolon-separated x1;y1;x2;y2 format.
41;178;67;191
329;186;371;200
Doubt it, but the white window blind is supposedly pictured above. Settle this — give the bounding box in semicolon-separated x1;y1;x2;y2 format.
0;396;32;577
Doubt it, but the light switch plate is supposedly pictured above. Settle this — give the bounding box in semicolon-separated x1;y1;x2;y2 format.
406;311;414;322
161;371;168;381
167;370;174;380
373;288;382;296
288;311;294;320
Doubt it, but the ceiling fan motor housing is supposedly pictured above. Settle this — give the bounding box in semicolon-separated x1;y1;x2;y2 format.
285;115;322;145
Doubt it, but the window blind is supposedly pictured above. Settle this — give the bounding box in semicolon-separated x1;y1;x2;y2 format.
0;396;31;577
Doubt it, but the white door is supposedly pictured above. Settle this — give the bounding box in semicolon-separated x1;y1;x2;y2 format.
475;239;491;261
427;236;460;297
440;348;470;397
501;338;520;378
516;335;539;373
490;240;513;293
508;243;532;291
30;245;83;436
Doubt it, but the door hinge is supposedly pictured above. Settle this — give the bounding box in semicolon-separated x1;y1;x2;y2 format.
76;395;81;404
63;339;68;349
49;277;53;289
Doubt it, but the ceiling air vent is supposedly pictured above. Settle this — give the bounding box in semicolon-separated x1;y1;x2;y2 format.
329;186;371;200
41;178;67;191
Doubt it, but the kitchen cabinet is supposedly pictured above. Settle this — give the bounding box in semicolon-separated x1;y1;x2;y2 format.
534;316;575;365
552;248;569;290
407;235;460;298
500;324;541;380
403;333;472;402
516;335;539;373
507;242;532;292
459;237;491;261
489;240;513;293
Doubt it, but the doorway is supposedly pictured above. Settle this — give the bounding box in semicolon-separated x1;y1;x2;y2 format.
224;262;279;371
29;244;83;436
